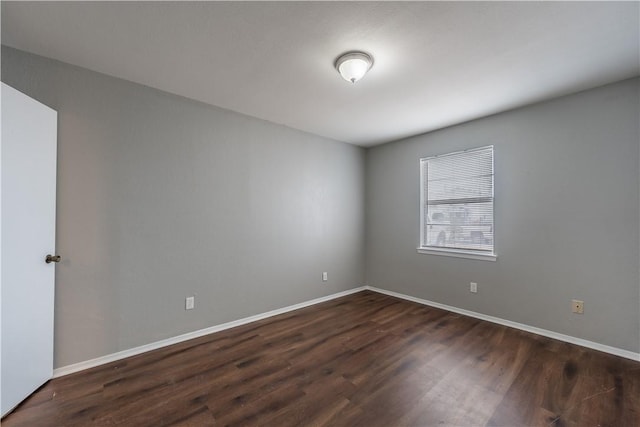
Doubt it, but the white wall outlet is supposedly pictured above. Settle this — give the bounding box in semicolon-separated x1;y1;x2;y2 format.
572;299;584;314
322;272;328;282
470;282;478;293
185;296;195;310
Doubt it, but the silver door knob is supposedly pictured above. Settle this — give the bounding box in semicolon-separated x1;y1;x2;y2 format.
45;254;61;264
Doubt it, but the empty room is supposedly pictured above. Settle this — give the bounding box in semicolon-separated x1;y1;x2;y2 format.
1;1;639;426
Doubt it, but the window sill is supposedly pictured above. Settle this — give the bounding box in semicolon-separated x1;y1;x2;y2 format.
416;247;497;261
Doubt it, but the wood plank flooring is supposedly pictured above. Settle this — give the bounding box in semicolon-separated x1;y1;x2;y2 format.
3;291;639;426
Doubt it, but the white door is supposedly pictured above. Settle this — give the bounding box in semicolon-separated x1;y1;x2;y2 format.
1;83;58;417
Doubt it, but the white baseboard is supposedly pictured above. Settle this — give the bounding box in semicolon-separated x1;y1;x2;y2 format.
365;286;640;362
53;286;366;378
53;284;638;378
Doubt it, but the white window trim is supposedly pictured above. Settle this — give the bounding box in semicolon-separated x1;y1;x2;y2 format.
416;247;497;261
418;145;496;261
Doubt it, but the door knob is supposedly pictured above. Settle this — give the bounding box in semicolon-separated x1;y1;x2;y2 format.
45;254;61;264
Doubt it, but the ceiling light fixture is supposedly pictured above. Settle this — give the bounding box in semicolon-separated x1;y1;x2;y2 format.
335;51;373;84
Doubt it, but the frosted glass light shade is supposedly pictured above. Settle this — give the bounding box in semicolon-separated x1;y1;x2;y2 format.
335;52;373;83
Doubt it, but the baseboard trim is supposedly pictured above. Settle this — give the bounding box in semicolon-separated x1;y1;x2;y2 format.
52;286;366;378
365;286;640;362
53;284;638;378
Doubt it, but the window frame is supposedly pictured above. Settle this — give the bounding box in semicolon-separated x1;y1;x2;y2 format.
417;145;496;261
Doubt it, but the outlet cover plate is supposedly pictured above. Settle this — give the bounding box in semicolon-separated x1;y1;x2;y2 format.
572;299;584;314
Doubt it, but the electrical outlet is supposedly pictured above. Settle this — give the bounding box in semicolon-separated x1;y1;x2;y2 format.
572;299;584;314
470;282;478;293
322;272;328;282
186;296;195;310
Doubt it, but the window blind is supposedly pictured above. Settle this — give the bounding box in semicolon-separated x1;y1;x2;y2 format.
420;146;494;254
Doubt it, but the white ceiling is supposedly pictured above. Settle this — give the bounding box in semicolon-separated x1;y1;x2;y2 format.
2;2;639;147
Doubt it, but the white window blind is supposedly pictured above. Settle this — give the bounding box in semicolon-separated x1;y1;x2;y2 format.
420;146;494;257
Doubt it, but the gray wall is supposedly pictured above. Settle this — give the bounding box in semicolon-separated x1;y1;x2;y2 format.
3;45;638;368
366;78;640;353
2;46;366;368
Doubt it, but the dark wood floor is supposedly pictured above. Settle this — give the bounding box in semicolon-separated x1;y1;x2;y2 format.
3;291;639;426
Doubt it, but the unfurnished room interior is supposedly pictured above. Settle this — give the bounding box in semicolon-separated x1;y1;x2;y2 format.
1;1;639;426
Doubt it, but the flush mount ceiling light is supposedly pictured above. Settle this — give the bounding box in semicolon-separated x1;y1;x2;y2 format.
335;51;373;83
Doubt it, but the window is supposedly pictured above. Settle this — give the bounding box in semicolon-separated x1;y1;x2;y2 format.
419;146;495;261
